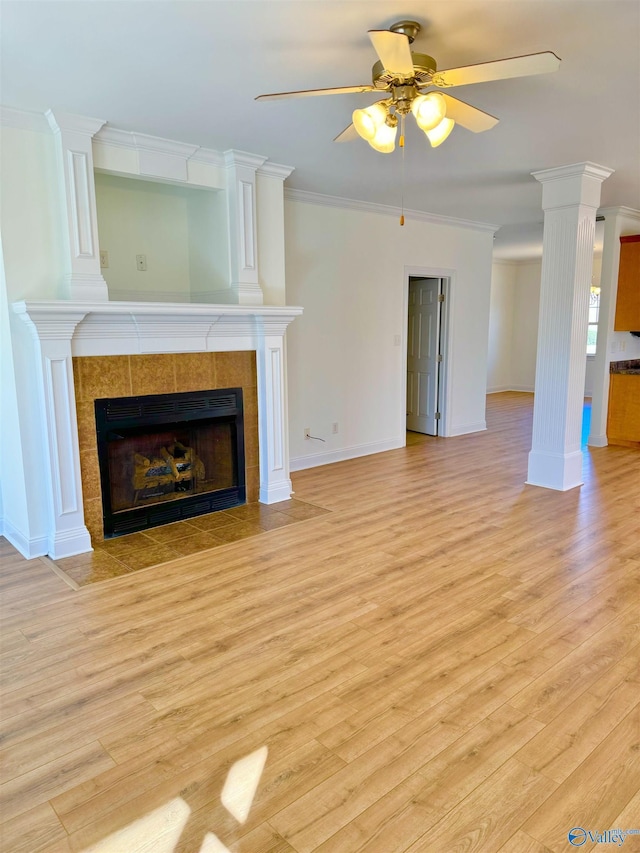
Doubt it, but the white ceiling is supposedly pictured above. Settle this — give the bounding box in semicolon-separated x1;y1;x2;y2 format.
2;1;639;259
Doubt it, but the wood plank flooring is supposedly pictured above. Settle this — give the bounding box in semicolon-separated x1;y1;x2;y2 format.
1;392;639;853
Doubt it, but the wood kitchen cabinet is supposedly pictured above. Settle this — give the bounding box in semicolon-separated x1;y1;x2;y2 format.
607;373;640;448
614;235;640;331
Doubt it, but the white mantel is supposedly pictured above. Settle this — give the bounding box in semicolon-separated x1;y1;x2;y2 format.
14;300;302;559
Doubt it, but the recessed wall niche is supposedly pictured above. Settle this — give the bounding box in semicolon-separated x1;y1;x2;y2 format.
94;172;230;303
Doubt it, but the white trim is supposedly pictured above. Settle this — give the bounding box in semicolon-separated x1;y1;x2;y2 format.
532;162;615;185
258;162;295;180
449;421;488;436
224;150;268;170
290;438;403;472
486;385;512;394
597;206;640;224
0;105;49;132
491;258;522;267
587;433;608;447
509;384;536;393
285;188;498;233
46;111;106;137
2;519;49;559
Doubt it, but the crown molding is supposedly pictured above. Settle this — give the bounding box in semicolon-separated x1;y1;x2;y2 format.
0;105;49;132
258;162;295;180
597;206;640;224
189;148;226;167
94;126;138;149
132;132;199;159
46;111;106;137
284;188;498;233
492;258;523;266
224;150;268;170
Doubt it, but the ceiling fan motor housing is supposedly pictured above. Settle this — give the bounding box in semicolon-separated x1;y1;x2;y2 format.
372;53;438;89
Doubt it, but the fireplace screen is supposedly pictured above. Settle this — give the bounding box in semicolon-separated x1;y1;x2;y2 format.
95;388;245;537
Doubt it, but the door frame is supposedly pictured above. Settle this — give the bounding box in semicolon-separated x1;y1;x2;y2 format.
402;265;454;439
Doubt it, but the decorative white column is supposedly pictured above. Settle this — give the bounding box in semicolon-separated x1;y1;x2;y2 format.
527;162;613;490
46;111;109;301
15;306;92;558
224;150;267;305
256;323;293;503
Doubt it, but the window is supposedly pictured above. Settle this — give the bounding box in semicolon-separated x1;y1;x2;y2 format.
587;285;600;355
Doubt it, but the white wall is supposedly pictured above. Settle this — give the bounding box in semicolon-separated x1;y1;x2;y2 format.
285;197;495;469
487;262;516;393
488;255;608;396
257;173;287;306
510;261;542;392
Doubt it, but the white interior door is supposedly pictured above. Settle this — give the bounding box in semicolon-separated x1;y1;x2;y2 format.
406;277;441;435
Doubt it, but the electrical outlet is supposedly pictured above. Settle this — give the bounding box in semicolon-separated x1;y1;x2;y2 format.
136;254;147;271
304;428;311;440
99;250;109;269
332;422;339;434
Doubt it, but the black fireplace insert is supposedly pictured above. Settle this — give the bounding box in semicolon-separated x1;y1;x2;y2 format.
95;388;246;537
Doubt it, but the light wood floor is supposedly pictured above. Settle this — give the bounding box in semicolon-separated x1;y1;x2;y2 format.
1;392;639;853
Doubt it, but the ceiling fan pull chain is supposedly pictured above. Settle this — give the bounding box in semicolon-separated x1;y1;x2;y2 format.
400;114;406;226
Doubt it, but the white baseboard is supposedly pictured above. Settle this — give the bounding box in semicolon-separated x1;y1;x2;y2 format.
508;385;535;393
290;437;403;472
587;433;608;447
259;479;294;503
448;421;487;437
486;385;511;394
2;519;48;559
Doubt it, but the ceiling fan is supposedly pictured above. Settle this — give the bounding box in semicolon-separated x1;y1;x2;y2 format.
256;20;560;153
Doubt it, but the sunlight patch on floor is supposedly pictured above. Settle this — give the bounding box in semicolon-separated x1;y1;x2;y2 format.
198;833;232;852
220;746;269;824
81;797;190;853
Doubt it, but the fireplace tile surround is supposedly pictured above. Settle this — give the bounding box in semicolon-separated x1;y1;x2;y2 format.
74;351;259;545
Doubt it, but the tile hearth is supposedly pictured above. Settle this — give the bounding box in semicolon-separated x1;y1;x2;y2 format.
52;499;329;587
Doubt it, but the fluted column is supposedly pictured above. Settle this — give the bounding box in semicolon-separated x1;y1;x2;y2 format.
46;111;109;301
224;150;267;305
527;162;613;490
14;305;92;558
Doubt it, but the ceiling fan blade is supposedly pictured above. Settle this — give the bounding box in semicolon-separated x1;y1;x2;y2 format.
256;85;374;101
439;94;499;132
368;30;415;77
432;51;561;88
333;123;360;143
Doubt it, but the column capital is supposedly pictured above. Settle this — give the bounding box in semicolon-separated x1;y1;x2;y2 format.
532;162;614;211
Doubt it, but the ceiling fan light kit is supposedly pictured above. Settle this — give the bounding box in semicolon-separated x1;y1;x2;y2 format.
411;92;447;132
426;116;455;148
368;114;398;153
352;101;388;141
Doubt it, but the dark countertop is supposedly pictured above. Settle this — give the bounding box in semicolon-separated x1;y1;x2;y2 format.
610;359;640;375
